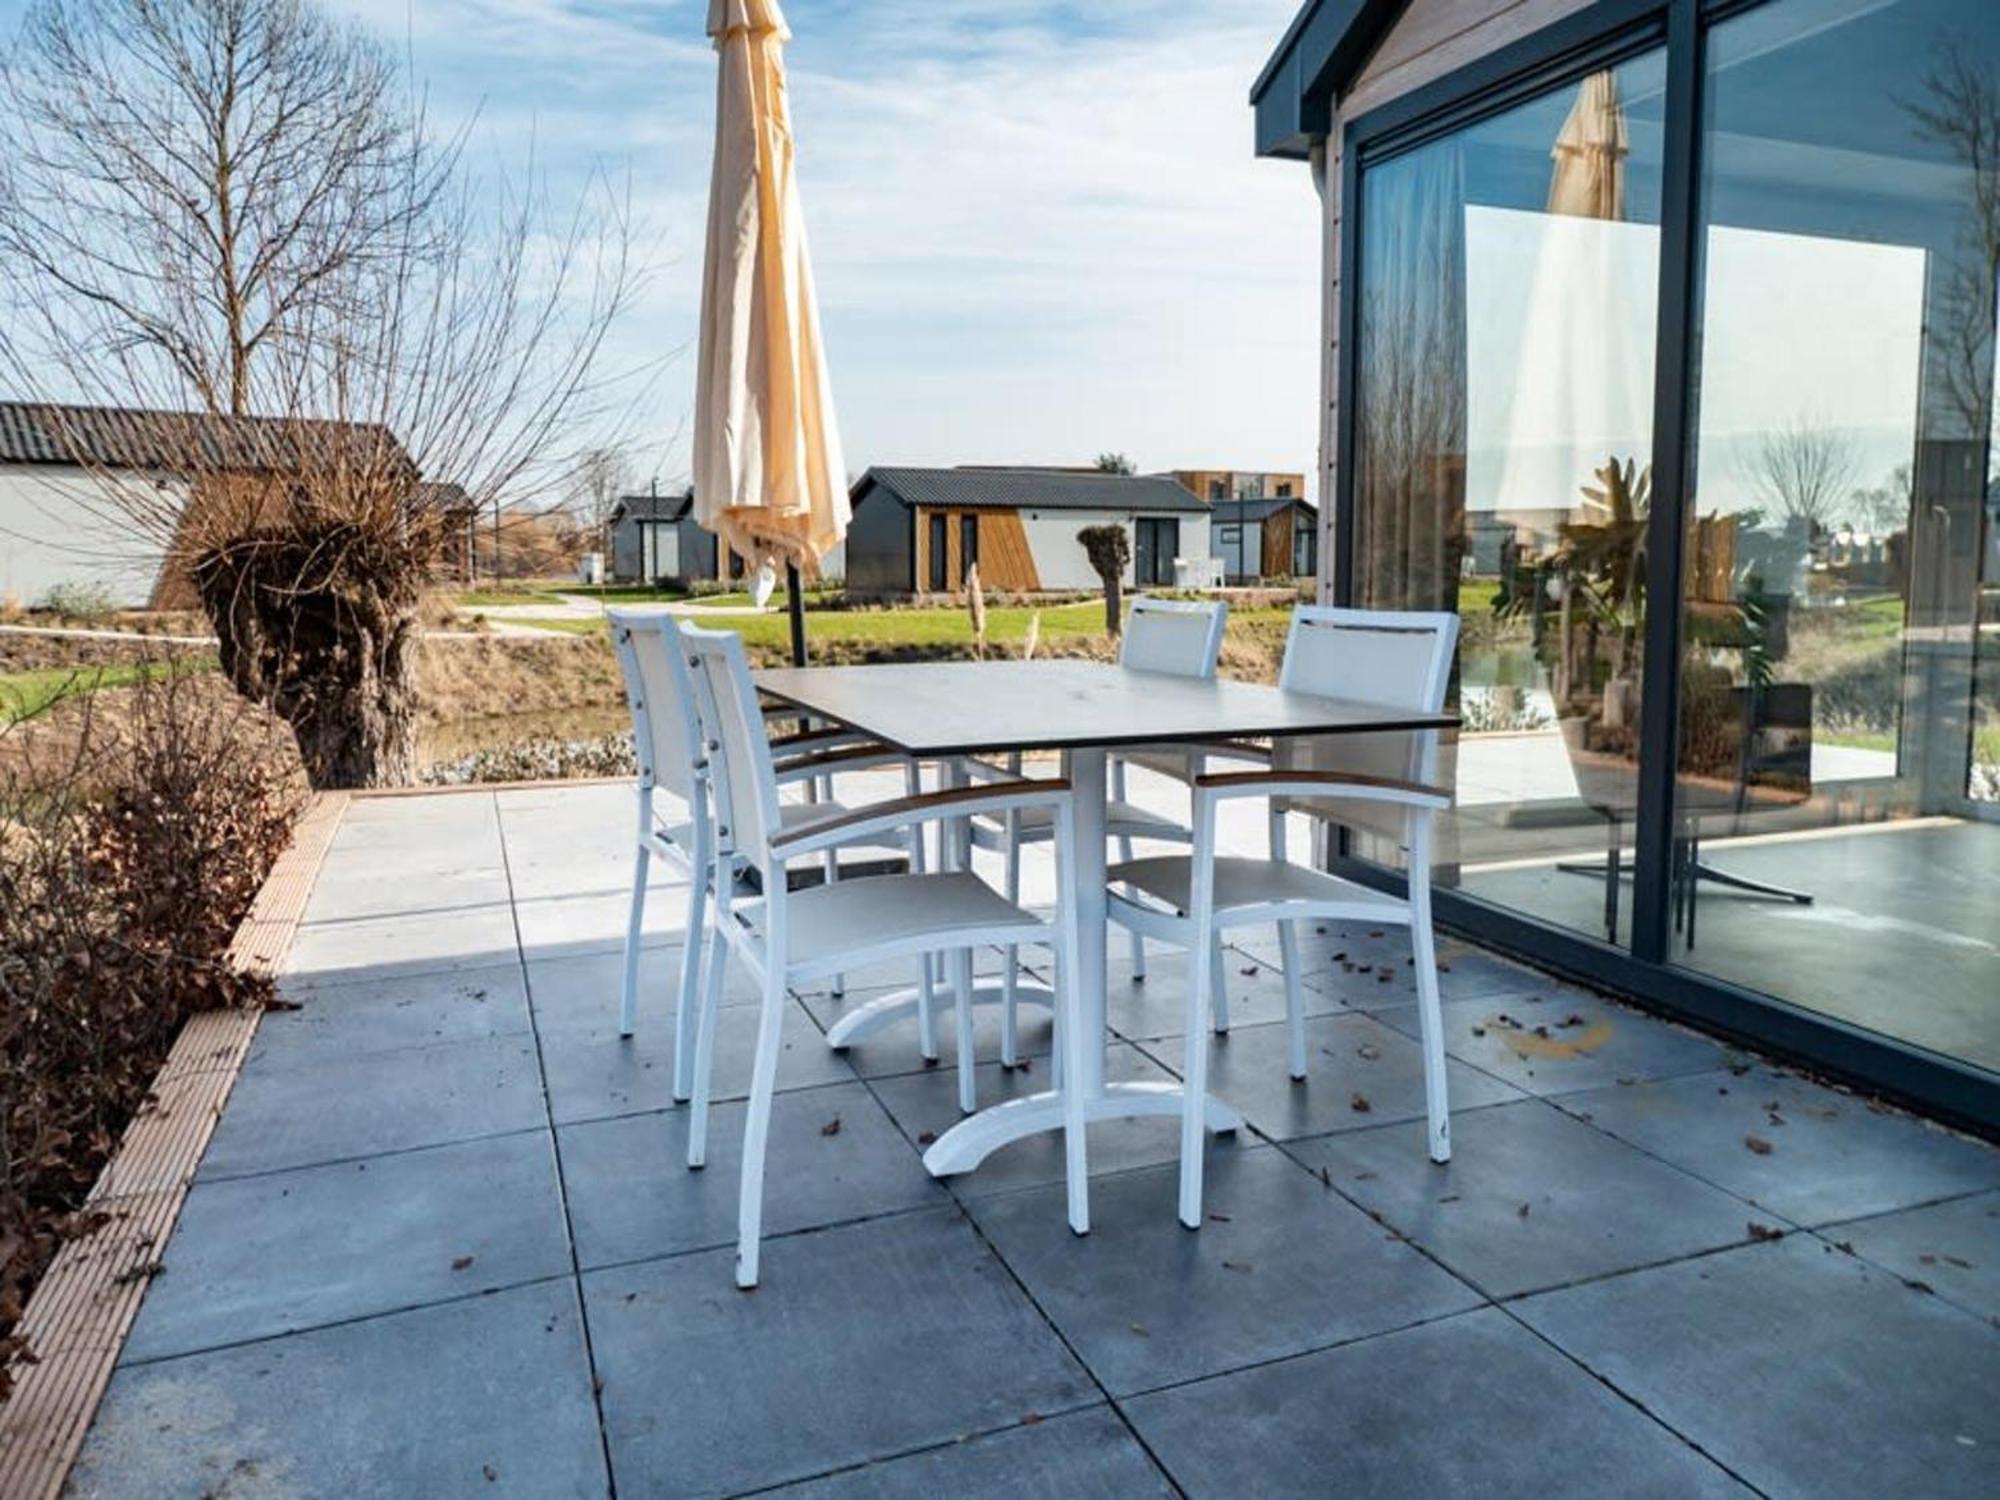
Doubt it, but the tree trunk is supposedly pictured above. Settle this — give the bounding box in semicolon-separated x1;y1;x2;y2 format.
1104;573;1122;637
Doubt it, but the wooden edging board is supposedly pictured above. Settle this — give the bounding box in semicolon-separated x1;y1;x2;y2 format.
0;791;350;1500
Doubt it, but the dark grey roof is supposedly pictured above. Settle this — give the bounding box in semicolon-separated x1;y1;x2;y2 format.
1211;496;1317;525
855;466;1207;515
0;400;409;473
1252;0;1409;159
612;490;695;524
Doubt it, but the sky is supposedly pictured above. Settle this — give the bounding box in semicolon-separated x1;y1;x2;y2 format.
310;0;1325;495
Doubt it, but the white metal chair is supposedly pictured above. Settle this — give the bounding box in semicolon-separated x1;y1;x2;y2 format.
675;622;1093;1287
1105;606;1460;1227
966;596;1230;1063
608;610;915;1103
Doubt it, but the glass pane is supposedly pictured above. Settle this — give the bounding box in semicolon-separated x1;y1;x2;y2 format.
1674;0;1999;1072
1352;47;1668;943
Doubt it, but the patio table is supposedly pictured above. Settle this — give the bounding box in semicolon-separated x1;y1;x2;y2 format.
754;658;1457;1176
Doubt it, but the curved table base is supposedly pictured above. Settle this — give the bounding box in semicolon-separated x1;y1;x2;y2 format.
822;978;1055;1049
922;1082;1244;1177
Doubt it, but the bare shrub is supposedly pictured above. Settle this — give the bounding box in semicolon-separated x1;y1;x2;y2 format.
0;665;301;1395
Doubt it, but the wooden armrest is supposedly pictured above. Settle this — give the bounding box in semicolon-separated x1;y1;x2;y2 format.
769;725;862;753
1193;768;1451;805
769;778;1071;857
772;742;902;782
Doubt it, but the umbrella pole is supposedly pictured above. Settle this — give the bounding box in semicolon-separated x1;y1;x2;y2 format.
785;561;808;666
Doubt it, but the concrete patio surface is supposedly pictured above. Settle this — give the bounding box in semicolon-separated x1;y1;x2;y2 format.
68;776;2000;1498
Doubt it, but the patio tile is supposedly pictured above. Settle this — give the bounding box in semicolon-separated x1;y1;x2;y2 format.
559;1081;942;1268
250;962;533;1069
787;943;1020;1004
1367;988;1728;1097
513;886;696;958
1137;1011;1524;1143
526;945;761;1031
967;1146;1479;1395
583;1208;1095;1498
764;1406;1173;1498
1289;1099;1765;1298
70;1278;606;1499
1233;918;1420;979
124;1131;568;1363
200;1033;547;1179
1821;1190;2000;1323
1123;1306;1749;1499
1103;944;1350;1041
303;862;512;924
1553;1066;2000;1225
1515;1236;2000;1499
869;1042;1194;1198
537;993;854;1126
284;903;521;984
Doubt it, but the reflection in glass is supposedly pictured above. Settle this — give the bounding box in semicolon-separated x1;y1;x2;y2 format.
1351;51;1667;941
1672;0;1999;1072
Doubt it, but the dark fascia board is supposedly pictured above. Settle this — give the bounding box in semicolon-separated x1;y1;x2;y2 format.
1251;0;1410;159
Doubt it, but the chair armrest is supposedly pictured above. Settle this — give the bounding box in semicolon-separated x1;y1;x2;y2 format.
772;742;906;785
769;779;1072;860
1192;768;1452;809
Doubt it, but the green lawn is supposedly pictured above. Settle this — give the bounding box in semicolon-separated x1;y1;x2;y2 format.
0;656;217;723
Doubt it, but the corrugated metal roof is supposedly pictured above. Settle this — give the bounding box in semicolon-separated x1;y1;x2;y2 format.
0;401;407;473
1211;496;1316;524
612;490;695;523
856;466;1207;515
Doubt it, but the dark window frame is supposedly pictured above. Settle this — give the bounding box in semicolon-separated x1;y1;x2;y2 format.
1332;0;1997;1132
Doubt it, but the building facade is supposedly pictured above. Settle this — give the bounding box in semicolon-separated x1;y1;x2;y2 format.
1256;0;2000;1127
845;467;1212;595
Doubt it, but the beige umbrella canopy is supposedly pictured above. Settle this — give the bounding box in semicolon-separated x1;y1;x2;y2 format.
693;0;848;597
1547;69;1628;220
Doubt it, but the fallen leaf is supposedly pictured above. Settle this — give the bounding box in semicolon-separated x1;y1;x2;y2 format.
1437;1194;1461;1204
451;1254;475;1271
1744;1134;1774;1155
1207;1212;1232;1223
483;1465;498;1482
1129;1323;1151;1338
1747;1222;1784;1242
820;1116;842;1136
1239;965;1259;977
1316;1166;1332;1186
1356;1043;1381;1061
1834;1241;1856;1256
1944;1255;1974;1269
1021;1412;1042;1426
1905;1279;1936;1295
916;1131;937;1147
1349;1092;1372;1113
1221;1259;1253;1274
1470;1026;1487;1038
1517;1203;1532;1219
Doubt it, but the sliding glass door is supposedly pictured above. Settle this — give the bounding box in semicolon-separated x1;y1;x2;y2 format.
1670;0;1999;1071
1350;43;1669;943
1343;0;1999;1100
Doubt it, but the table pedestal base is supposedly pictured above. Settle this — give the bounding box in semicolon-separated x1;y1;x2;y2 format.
822;978;1055;1051
922;1082;1244;1176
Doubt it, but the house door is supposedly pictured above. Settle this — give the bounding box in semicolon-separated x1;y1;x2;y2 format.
927;514;949;591
1134;518;1179;587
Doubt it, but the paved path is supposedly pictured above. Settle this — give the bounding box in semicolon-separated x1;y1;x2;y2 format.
68;775;2000;1498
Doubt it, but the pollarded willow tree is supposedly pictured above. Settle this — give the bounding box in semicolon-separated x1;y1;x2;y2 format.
0;0;639;787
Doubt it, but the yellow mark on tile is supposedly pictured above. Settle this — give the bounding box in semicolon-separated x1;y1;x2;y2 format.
1498;1018;1614;1060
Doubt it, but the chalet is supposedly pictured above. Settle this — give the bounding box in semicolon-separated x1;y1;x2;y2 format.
609;488;721;587
1210;495;1318;581
844;466;1211;596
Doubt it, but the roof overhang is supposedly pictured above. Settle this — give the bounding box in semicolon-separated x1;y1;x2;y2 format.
1250;0;1409;159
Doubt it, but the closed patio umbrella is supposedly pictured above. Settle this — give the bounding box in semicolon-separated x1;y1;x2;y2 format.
693;0;847;662
1546;69;1628;220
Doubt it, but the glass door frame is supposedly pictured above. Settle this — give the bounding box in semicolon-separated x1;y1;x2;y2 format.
1330;0;1999;1131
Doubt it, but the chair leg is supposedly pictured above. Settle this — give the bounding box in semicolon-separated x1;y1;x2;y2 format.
1279;920;1306;1080
1053;810;1090;1235
823;845;843;1001
671;857;710;1103
1000;815;1021;1069
735;963;790;1290
619;840;650;1037
686;918;729;1169
1209;939;1230;1036
1409;822;1451;1164
951;945;977;1114
905;762;939;1062
1112;758;1145;981
1179;932;1213;1230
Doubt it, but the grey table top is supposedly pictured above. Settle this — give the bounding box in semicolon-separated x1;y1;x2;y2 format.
753;659;1456;757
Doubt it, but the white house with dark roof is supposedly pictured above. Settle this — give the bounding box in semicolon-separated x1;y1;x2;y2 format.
844;466;1211;596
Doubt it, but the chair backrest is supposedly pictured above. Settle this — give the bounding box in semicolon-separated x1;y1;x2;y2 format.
608;609;703;804
1276;606;1459;843
676;622;782;866
1121;596;1228;679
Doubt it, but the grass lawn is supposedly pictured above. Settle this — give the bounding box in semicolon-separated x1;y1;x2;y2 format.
0;656;217;723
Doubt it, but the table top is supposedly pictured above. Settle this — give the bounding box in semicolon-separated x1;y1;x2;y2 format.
753;659;1457;757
